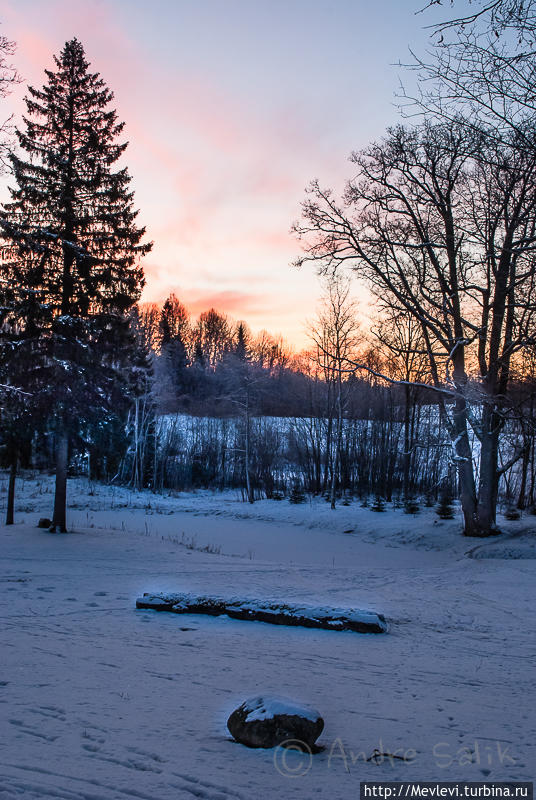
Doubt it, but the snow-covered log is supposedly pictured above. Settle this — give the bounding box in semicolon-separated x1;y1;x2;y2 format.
136;592;388;633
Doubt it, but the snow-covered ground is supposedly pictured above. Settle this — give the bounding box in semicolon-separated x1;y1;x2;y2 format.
0;474;534;799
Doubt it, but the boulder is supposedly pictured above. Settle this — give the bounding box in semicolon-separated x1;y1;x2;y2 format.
227;695;323;749
136;592;388;634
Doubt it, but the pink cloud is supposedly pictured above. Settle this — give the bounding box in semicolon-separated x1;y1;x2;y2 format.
141;283;273;318
0;3;334;347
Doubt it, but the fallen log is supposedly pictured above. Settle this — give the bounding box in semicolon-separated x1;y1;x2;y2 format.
136;592;388;634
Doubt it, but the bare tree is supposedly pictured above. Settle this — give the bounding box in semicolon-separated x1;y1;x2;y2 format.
0;30;20;172
407;0;536;142
309;275;361;508
0;29;23;523
221;344;263;504
194;308;232;371
374;310;430;500
294;118;536;536
137;303;162;352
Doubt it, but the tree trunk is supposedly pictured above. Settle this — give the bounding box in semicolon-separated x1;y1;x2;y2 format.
330;387;343;510
52;430;69;532
403;383;411;499
244;392;254;504
517;438;530;510
475;416;500;536
530;433;536;508
449;391;480;536
6;457;17;525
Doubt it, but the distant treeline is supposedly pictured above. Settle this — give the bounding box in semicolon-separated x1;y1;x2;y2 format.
110;295;536;511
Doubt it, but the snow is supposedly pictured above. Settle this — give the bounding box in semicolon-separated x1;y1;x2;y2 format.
242;696;322;723
137;592;387;632
0;473;535;800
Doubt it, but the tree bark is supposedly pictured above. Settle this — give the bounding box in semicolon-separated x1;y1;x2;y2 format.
51;430;69;532
449;389;480;536
474;410;501;536
6;457;17;525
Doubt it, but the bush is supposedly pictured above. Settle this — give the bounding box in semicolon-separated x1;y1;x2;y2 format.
289;482;306;504
371;495;386;512
404;497;420;515
436;494;455;520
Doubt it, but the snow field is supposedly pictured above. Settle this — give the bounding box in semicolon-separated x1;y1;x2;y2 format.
0;474;534;799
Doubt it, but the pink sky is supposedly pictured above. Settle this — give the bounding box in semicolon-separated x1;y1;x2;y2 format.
0;0;447;348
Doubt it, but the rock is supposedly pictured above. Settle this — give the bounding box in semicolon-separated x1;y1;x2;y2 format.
37;518;52;529
135;594;178;612
227;695;324;749
136;592;388;634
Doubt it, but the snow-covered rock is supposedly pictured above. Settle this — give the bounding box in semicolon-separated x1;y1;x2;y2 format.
227;695;324;749
136;592;388;633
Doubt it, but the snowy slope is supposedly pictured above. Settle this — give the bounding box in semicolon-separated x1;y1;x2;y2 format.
0;474;534;799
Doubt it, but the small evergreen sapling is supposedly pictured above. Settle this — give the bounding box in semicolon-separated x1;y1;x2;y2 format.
289;481;306;504
403;497;420;515
436;493;455;520
371;495;386;512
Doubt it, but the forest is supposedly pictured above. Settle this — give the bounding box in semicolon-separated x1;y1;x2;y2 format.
2;1;536;536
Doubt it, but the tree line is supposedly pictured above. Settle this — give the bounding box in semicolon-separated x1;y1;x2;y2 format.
120;277;536;522
3;2;536;536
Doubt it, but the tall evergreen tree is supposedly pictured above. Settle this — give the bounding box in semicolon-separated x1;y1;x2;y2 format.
1;38;151;531
160;294;189;346
234;322;250;362
159;294;191;401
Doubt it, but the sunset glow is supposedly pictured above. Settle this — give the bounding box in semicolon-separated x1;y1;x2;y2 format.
0;0;448;347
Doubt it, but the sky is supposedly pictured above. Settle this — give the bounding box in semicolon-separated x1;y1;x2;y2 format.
0;0;469;349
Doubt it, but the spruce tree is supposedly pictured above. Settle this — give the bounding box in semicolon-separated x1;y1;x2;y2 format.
1;39;151;531
371;494;386;512
159;294;191;401
436;493;455;520
289;480;306;504
403;496;420;515
234;322;250;362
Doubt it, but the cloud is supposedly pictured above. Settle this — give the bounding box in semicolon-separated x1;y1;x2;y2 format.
1;1;337;346
141;283;269;315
